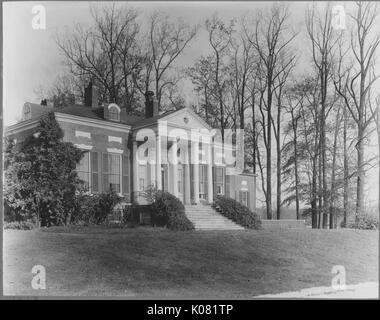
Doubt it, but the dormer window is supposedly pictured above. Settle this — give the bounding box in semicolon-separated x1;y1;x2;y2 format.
108;103;120;122
24;104;31;120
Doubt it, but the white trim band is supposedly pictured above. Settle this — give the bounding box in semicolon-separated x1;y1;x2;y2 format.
108;136;122;143
107;148;124;154
75;130;91;139
75;144;93;150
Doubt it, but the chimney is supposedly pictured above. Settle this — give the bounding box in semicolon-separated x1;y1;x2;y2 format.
40;99;47;106
145;91;158;118
84;81;99;108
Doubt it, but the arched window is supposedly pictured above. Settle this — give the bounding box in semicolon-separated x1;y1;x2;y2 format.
24;104;31;120
108;104;120;121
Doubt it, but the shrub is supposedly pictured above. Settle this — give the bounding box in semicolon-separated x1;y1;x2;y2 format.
144;187;194;231
4;113;84;227
212;195;261;229
347;214;378;230
4;220;36;230
167;213;195;231
71;190;123;225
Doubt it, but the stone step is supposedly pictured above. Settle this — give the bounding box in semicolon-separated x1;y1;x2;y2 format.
184;205;244;231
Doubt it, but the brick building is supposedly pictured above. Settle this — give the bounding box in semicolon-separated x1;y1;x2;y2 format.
5;83;257;212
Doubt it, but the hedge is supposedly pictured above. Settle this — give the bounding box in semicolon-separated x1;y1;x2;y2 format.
212;195;261;229
148;189;194;231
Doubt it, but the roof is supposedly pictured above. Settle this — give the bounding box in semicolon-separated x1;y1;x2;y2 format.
131;108;182;128
57;104;184;128
16;103;207;130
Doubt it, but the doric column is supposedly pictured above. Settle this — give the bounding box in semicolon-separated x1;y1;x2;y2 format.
132;140;139;203
184;141;191;204
171;139;178;197
207;142;213;204
193;140;200;204
156;134;162;189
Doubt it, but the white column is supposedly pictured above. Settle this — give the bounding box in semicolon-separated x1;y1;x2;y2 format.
207;142;213;204
193;140;200;204
156;134;162;189
184;141;191;204
171;139;178;197
132;140;139;203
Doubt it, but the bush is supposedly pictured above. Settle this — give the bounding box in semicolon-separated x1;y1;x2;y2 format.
4;220;36;230
347;214;379;230
145;187;194;231
213;195;261;229
71;190;123;225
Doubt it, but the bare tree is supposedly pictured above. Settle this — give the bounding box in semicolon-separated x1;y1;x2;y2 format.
56;4;141;108
334;2;380;221
144;11;198;110
245;3;296;219
272;56;296;219
230;18;256;130
187;56;219;127
306;3;340;228
205;14;235;141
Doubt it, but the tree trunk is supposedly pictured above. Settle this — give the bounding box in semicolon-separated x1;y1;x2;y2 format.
329;108;341;229
318;147;323;228
266;74;273;220
292;112;300;220
276;103;281;220
356;126;365;221
252;94;256;175
343;104;348;227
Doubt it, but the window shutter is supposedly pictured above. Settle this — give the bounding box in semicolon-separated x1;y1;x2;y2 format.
102;153;109;192
91;151;99;192
122;155;130;197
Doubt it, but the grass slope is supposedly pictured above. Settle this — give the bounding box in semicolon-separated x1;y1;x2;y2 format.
3;226;378;298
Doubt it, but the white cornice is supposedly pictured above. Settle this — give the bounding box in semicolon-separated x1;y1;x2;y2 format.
55;112;131;133
4;119;40;135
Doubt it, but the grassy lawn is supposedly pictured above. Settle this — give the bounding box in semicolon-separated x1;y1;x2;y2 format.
3;226;378;298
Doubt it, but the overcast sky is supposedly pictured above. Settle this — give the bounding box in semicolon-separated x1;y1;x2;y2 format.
3;1;379;204
2;1;310;126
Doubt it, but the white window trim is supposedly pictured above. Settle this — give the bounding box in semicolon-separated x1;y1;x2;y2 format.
77;150;92;191
107;147;123;154
75;144;93;150
108;153;123;196
108;136;122;143
108;103;121;112
108;103;121;122
75;130;91;139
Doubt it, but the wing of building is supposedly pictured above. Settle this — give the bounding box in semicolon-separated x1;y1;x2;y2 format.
5;83;257;212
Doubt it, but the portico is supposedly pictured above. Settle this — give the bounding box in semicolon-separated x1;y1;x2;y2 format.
131;110;215;205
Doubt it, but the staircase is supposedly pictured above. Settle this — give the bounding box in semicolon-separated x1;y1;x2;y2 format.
184;204;245;231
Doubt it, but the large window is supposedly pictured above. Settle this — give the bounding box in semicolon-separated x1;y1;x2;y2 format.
77;151;128;195
77;152;90;189
103;153;122;193
109;154;121;192
109;106;120;121
215;167;225;195
199;165;207;199
138;165;146;191
240;191;249;207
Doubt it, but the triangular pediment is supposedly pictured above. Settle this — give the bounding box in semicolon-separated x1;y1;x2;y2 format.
158;107;212;131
